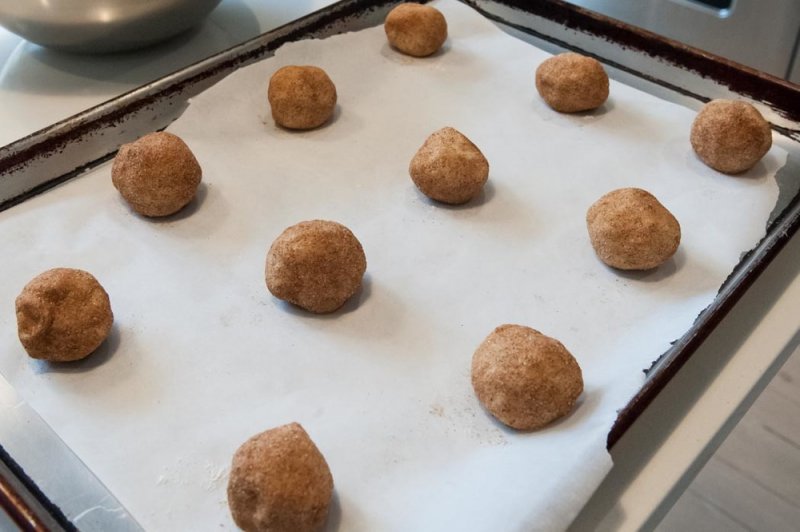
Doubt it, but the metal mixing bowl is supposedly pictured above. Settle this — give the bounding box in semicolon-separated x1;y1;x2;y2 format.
0;0;222;53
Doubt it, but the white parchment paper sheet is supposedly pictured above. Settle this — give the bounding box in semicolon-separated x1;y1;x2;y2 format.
0;1;787;530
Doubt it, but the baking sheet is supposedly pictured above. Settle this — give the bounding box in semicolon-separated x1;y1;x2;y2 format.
0;0;788;530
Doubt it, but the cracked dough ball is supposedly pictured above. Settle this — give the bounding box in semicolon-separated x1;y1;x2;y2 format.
587;187;681;270
15;268;113;362
690;99;772;174
268;66;337;130
227;423;333;532
112;131;202;217
409;127;489;204
471;325;583;430
266;220;367;313
535;52;609;113
384;3;447;57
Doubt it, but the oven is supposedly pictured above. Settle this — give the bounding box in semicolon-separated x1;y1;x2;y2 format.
567;0;800;82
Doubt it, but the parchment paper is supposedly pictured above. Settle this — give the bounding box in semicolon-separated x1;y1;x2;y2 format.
0;1;787;530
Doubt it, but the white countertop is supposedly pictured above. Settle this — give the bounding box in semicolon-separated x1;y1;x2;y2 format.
1;2;799;530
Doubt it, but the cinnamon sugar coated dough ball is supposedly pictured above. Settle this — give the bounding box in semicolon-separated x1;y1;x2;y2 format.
112;131;202;217
409;127;489;204
15;268;113;362
587;188;681;270
268;66;337;130
227;423;333;532
535;53;609;113
471;325;583;430
384;3;447;57
690;99;772;174
266;220;367;313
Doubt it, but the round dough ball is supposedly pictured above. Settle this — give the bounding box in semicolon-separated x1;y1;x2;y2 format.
384;3;447;57
586;187;681;270
268;66;337;130
112;131;202;217
15;268;113;362
471;325;583;430
535;53;609;113
409;127;489;204
690;99;772;174
266;220;367;314
227;423;333;532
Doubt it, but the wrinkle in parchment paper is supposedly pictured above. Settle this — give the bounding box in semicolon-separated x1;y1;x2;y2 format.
0;1;786;530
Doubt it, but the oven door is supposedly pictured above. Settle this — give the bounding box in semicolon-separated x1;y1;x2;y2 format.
567;0;800;80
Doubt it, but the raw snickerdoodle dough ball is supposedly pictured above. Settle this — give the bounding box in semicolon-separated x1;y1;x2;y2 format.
384;3;447;57
15;268;113;362
409;127;489;204
690;99;772;174
471;324;583;430
268;66;337;130
227;423;333;532
112;131;202;217
535;52;609;113
266;220;367;313
586;187;681;270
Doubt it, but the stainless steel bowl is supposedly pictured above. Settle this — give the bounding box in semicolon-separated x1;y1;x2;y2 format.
0;0;222;53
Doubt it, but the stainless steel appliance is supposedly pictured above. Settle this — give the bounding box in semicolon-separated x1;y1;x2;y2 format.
568;0;800;82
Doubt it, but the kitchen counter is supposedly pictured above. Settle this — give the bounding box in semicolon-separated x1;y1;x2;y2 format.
1;1;798;530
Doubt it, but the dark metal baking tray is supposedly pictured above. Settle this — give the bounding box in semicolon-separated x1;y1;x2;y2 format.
2;0;799;527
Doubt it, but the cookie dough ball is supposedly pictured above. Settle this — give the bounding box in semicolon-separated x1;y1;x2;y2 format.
409;127;489;204
15;268;113;362
535;53;609;113
690;99;772;174
587;188;681;270
384;3;447;57
268;66;337;130
112;131;202;217
266;220;367;313
471;325;583;430
228;423;333;532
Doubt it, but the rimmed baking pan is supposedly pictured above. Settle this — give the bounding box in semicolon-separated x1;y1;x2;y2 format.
1;0;799;528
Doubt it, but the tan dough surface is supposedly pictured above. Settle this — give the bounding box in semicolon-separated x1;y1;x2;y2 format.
227;423;333;532
268;66;337;130
535;52;609;113
586;187;681;270
471;324;583;430
690;99;772;174
266;220;367;313
384;3;448;57
15;268;113;362
409;126;489;204
112;131;202;217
